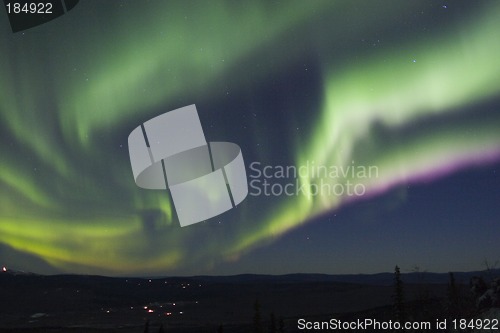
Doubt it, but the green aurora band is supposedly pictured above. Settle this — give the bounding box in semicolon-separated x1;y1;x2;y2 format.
0;1;499;274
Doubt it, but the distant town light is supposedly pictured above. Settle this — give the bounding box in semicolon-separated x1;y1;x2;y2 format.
2;266;6;272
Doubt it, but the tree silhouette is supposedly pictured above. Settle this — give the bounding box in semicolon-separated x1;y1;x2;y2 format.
158;323;165;333
217;323;224;333
393;265;405;327
144;320;150;333
278;317;285;333
269;312;277;333
447;272;460;317
253;299;263;333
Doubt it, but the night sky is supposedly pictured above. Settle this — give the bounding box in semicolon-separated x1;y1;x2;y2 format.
0;1;499;276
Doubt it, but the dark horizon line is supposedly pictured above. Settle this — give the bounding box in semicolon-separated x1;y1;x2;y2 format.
2;267;499;280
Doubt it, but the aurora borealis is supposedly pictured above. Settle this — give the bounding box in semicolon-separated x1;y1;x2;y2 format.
1;1;499;276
